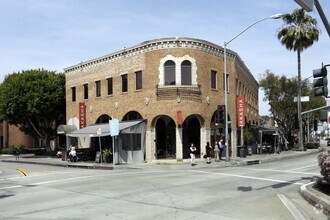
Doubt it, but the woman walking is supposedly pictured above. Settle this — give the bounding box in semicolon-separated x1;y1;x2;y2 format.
189;143;197;166
205;142;212;164
214;141;220;162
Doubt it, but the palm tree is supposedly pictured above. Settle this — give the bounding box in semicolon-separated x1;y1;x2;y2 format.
277;8;320;151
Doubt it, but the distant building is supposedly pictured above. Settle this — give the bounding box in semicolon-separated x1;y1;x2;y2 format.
64;37;259;162
0;121;37;148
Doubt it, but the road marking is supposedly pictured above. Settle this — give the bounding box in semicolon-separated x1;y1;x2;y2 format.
189;170;304;185
15;169;28;176
277;194;306;220
246;168;319;176
288;164;317;171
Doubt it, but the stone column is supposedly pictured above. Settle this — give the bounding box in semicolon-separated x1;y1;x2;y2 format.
200;127;211;158
176;127;183;161
231;128;237;159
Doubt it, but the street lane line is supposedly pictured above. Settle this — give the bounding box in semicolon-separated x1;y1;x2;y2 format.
277;194;306;220
246;168;319;176
288;164;317;171
190;170;304;185
15;169;28;176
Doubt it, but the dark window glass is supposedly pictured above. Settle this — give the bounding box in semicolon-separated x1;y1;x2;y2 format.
164;60;175;85
107;78;113;95
122;74;128;92
83;83;88;99
135;71;142;90
181;60;192;85
121;133;141;151
211;70;217;89
95;80;101;97
71;87;76;102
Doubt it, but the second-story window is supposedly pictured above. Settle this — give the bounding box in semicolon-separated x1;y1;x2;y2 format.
181;60;192;85
83;83;88;100
164;60;175;86
135;70;142;90
95;80;101;97
211;70;217;89
71;86;76;102
122;74;128;93
107;77;113;95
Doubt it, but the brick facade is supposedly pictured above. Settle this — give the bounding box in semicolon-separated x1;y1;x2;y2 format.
65;37;259;162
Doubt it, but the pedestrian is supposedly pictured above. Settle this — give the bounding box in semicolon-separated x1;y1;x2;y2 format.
69;144;77;162
205;142;212;164
214;141;220;161
219;139;224;160
189;143;197;166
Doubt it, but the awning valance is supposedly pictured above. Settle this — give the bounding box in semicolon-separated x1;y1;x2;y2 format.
66;120;144;137
57;124;78;134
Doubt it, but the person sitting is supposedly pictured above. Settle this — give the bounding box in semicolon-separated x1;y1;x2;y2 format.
69;146;77;162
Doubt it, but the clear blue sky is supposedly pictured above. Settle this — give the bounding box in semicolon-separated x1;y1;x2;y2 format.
1;0;329;115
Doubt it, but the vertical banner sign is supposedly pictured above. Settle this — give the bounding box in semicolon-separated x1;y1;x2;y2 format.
237;96;245;127
79;102;86;129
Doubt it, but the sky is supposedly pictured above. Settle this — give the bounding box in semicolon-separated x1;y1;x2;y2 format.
0;0;329;116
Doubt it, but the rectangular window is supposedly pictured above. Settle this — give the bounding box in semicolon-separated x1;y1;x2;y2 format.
223;73;229;92
83;83;88;100
107;77;113;95
95;80;101;97
71;87;76;102
135;71;142;90
211;70;217;89
122;74;128;93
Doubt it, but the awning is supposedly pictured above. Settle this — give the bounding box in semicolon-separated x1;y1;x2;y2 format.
57;125;78;134
66;120;144;137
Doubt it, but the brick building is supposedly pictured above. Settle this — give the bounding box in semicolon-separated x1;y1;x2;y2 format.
64;37;259;162
0;121;36;148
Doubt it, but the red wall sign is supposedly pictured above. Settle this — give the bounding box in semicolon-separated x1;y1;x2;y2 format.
177;111;183;126
79;102;86;129
237;96;245;127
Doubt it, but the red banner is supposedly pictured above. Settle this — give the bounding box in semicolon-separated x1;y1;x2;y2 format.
79;102;86;129
177;111;183;126
237;96;245;127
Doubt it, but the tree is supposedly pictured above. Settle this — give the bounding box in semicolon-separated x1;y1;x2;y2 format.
260;70;325;144
277;8;320;150
0;69;65;152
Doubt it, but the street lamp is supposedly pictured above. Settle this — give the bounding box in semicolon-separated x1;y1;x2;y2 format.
223;14;283;162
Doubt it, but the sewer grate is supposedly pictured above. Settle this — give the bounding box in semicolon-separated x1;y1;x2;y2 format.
246;160;260;165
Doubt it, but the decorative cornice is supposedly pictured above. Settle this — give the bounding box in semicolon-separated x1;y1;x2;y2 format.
64;37;239;74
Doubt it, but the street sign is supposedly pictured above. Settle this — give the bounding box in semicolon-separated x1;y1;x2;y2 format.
109;119;119;136
294;96;310;102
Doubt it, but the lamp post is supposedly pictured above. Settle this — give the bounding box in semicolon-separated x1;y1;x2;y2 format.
223;14;283;162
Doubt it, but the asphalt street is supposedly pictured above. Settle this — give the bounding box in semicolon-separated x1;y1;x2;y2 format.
0;152;328;219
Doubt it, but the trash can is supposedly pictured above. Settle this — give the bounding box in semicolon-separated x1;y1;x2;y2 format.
239;146;246;158
61;150;67;161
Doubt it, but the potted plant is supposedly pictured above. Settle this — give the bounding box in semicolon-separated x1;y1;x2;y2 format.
102;148;112;163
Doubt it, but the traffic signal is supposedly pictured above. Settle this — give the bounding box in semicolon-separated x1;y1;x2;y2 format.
313;65;328;97
216;105;226;125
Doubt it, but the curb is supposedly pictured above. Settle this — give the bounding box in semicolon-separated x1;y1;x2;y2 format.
2;160;114;170
300;182;330;215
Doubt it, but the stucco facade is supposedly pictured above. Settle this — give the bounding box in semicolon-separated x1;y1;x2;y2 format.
64;37;259;162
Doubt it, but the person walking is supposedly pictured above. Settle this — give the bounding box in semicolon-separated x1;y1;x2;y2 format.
219;139;224;160
189;143;197;166
205;142;212;164
214;141;220;162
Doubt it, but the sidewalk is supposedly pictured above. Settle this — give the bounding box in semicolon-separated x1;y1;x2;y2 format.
0;147;321;170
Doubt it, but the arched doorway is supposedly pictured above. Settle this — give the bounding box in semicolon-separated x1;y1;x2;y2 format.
122;111;143;121
155;116;176;159
182;116;201;159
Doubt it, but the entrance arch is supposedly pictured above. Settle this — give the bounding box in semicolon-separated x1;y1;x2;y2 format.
155;116;176;159
122;111;143;121
182;116;202;159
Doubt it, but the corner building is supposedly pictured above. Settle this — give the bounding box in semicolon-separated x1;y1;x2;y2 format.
65;37;259;162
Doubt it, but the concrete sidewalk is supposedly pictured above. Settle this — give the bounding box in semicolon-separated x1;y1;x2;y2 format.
0;147;321;170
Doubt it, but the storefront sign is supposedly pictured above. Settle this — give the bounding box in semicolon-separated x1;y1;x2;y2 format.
237;96;245;127
79;102;86;129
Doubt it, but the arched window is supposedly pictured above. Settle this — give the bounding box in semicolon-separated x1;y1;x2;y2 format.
164;60;175;86
181;60;192;85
